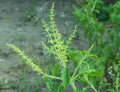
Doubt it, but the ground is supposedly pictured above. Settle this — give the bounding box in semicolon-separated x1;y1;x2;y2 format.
0;0;88;92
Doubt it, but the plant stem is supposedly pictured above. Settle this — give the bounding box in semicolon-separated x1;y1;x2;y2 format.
44;74;62;80
84;75;97;92
72;56;86;80
91;0;97;12
71;82;78;92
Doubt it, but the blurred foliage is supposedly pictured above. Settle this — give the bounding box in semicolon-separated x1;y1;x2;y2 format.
73;0;120;91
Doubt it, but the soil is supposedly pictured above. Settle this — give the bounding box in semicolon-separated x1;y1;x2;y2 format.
0;0;89;92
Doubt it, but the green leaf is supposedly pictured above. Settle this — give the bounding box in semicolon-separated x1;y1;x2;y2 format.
46;78;52;91
87;54;101;62
88;71;103;77
57;84;64;92
81;86;90;92
76;76;86;83
113;63;119;73
46;78;65;92
51;64;60;76
108;89;116;92
61;68;70;87
99;82;110;91
53;83;63;92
